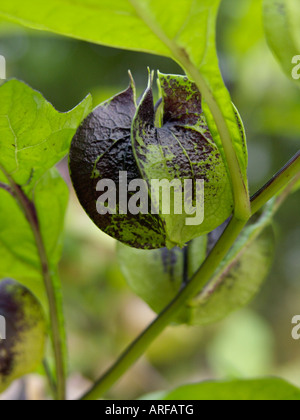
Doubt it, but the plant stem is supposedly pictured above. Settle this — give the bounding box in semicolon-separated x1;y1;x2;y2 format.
274;173;300;211
16;189;66;400
251;150;300;215
0;167;66;400
0;182;13;196
81;216;246;400
182;243;190;287
43;359;57;399
179;60;251;222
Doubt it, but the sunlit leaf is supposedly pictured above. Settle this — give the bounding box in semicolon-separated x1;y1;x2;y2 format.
0;79;92;187
0;0;249;192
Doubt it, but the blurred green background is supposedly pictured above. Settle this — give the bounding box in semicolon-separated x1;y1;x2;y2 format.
0;0;299;400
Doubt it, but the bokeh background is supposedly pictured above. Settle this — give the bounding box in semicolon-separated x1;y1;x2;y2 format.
0;0;299;400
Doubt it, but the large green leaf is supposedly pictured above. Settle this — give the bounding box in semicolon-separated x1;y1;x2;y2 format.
0;0;201;56
264;0;300;85
0;0;249;193
142;378;300;401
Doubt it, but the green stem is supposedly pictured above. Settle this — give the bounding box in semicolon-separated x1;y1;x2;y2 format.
16;189;66;400
177;60;251;221
251;150;300;215
81;216;246;400
43;359;57;399
0;167;66;400
274;173;300;211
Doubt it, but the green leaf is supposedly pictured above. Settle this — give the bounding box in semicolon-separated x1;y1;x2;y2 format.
119;203;275;325
0;79;92;188
0;170;69;306
0;80;92;304
0;0;189;56
34;169;69;267
0;17;20;34
0;80;91;395
143;378;300;401
0;0;249;203
264;0;300;85
118;237;207;324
